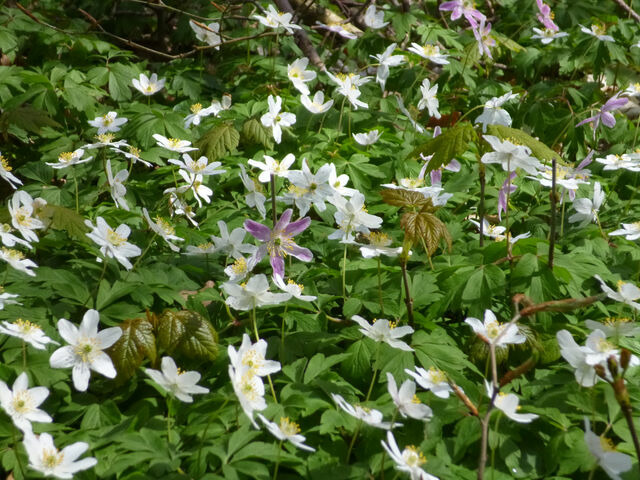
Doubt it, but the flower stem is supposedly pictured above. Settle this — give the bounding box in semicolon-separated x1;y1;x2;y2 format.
365;343;382;402
401;259;414;325
22;341;26;370
345;419;362;464
270;173;277;228
479;162;486;247
273;440;283;480
253;306;278;403
166;396;173;445
337;96;347;139
73;168;79;213
342;243;348;299
377;257;384;315
124;232;158;280
549;158;557;269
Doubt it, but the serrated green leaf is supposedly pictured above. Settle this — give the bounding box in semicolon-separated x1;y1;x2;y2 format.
0;106;61;137
109;316;156;380
487;124;561;163
241;118;274;149
401;208;451;255
46;205;89;240
411;122;476;172
156;309;218;360
195;123;240;161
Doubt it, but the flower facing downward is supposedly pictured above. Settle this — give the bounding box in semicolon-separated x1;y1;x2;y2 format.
485;381;538;423
353;130;382;146
386;373;433;421
222;274;292;311
49;309;122;392
23;432;97;479
0;318;58;350
481;135;543;175
405;367;454;399
569;182;605;227
0;152;23;189
142;208;184;252
584;418;633;480
189;20;221;48
145;356;209;403
244;209;312;278
381;431;439;480
465;309;526;348
258;414;315;451
474;92;519;133
0;372;52;433
352;315;414;351
132;73;165;96
594;274;640;311
417;79;441;119
370;43;404;90
363;4;389;29
331;393;399;430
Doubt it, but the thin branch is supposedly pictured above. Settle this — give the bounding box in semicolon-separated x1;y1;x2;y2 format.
611;0;640;22
274;0;325;68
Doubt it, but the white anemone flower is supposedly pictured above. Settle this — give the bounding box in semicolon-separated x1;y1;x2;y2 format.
405;366;454;398
351;315;413;351
260;95;296;144
287;58;316;95
177;169;212;207
481;135;543;175
417;79;441;119
222;274;291;311
407;42;449;64
300;91;334;114
248;153;296;183
386;373;433;421
0;318;58;350
224;256;251;283
273;274;317;302
596;153;640;172
331;393;399;430
184;102;220;128
239;164;267;219
353;130;382;146
229;364;266;428
49;309;122;392
152;134;198;153
0;372;52;433
169;153;224;177
474;92;519;133
381;431;439;480
83;133;129;150
584;418;633;480
624;83;640;98
585;317;640;338
258;414;315;451
371;43;404;90
328;163;357;197
327;192;383;243
594;274;640;310
210;220;257;259
531;27;569;44
0;152;23;189
106;160;129;211
88;112;127;134
0;248;37;276
325;71;371;110
9;190;44;244
228;333;281;378
315;22;359;39
23;432;97;478
363;4;389;29
85;217;141;270
569;182;605;227
253;5;301;34
189;19;221;48
46;149;93;169
485;381;539;423
132;73;165;96
142;208;184;252
469;218;532;244
579;24;615;42
358;231;402;258
0;223;31;249
465;309;526;348
609;222;640;241
286;158;334;216
145;356;209;403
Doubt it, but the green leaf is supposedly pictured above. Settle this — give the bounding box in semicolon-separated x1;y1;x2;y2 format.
303;352;352;384
195;123;240;161
411;122;476;172
45;205;90;241
0;106;61;137
108;63;134;102
241;118;274;149
486;124;561;163
109;316;156;380
156;310;219;360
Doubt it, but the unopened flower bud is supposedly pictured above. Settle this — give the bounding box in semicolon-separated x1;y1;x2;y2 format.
607;355;619;378
620;348;631;370
594;364;607;380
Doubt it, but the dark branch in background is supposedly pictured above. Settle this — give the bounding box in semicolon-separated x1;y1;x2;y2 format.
611;0;640;22
274;0;324;68
548;158;556;269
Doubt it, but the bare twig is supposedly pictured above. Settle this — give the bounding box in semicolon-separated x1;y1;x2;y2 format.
548;158;557;269
611;0;640;22
274;0;325;68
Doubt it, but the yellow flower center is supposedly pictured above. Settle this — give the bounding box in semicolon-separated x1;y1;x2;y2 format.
605;316;631;326
367;231;392;247
96;133;115;143
403;446;426;468
422;44;439;57
106;228;127;247
231;257;247;274
288;278;304;291
145;84;154;92
486;320;503;339
279;417;301;436
599;436;616;452
15;318;40;333
287;185;308;197
0;155;11;172
58;152;74;163
128;146;141;157
43;449;64;468
167;138;182;149
102;114;113;125
154;216;175;235
596;338;614;353
12;391;34;414
3;248;24;260
198;242;213;251
592;24;607;36
74;337;98;363
429;367;447;384
412;394;422;404
190;103;203;114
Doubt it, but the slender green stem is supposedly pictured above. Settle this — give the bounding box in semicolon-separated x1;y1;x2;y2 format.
166;396;173;445
342;243;348;298
365;343;382;402
281;304;288;362
337;96;347;140
549;158;557;269
270;174;278;227
12;426;25;478
124;232;157;280
401;260;414;325
377;257;384;315
479;162;486;247
195;398;230;473
22;341;26;370
379;409;399;478
253;306;278;403
273;440;283;480
73;168;79;213
560;189;566;238
345;419;362;464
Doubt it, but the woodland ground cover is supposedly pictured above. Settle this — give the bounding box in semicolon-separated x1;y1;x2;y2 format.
1;0;640;479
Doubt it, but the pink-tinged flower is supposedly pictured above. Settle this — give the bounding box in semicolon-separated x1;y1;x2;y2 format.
244;209;312;278
498;171;517;220
472;19;496;58
577;93;628;138
439;0;485;27
536;0;559;31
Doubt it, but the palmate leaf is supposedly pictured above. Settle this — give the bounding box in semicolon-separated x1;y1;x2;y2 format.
109;315;156;380
45;205;89;241
487;124;561;163
241;118;274;149
380;189;435;211
401;208;452;256
0;105;61;138
411;122;476;172
156;309;218;360
195;122;240;161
